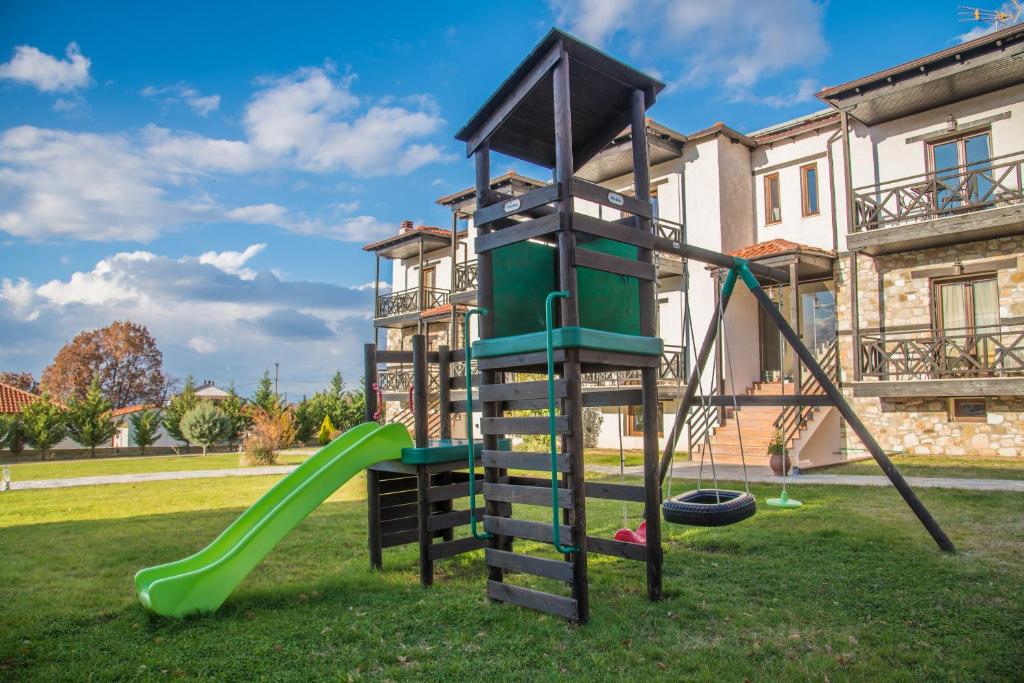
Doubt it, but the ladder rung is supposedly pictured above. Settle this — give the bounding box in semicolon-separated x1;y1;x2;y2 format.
483;450;570;473
479;379;567;402
487;580;578;620
485;482;572;509
484;515;575;545
486;548;574;582
587;536;648;561
480;416;569;436
428;536;488;561
426;507;485;532
478;350;566;371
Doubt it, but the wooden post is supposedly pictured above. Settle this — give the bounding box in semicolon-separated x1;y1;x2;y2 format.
367;468;382;570
631;87;662;602
438;345;452;440
364;343;377;423
850;250;861;381
412;334;433;585
374;254;380;321
790;260;801;392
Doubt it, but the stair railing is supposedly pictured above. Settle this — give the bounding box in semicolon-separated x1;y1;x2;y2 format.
773;340;839;448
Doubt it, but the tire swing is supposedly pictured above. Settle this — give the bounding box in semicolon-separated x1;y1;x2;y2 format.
663;269;756;528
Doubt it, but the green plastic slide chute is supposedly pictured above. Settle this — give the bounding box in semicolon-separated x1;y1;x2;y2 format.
135;421;412;618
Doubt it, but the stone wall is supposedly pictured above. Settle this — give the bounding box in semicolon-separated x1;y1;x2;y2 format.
835;234;1024;456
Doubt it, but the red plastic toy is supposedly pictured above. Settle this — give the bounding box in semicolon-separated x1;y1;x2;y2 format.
613;520;647;545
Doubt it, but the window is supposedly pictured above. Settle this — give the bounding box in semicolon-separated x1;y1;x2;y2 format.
951;398;987;422
800;163;819;216
625;404;664;436
929;131;992;208
764;173;781;224
933;274;1000;375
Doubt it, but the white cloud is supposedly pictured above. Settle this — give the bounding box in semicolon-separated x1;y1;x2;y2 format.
0;64;448;243
729;78;820;109
0;247;378;397
198;243;266;280
551;0;827;91
0;42;92;92
142;83;221;116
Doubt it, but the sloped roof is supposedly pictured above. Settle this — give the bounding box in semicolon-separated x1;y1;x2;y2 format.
111;404;156;418
729;239;834;260
0;382;38;414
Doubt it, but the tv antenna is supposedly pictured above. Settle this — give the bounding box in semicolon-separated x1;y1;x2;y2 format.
958;2;1024;27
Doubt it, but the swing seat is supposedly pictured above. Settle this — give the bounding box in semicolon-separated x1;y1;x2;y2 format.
613;520;647;545
662;489;756;527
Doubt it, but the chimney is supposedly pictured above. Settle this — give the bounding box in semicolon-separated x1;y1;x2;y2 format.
400;219;414;233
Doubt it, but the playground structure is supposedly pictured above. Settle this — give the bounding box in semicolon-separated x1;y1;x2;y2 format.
135;28;954;624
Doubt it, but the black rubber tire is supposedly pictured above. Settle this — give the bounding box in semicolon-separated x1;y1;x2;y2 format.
662;489;757;527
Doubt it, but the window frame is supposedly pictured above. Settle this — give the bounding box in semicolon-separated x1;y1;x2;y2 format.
950;397;987;423
800;163;820;217
930;272;1000;334
625;404;664;437
764;172;782;225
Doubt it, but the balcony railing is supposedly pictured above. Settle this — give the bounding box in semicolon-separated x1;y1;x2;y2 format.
582;345;685;387
377;367;440;394
859;323;1024;380
375;287;450;319
454;260;478;293
653;216;684;243
852;151;1024;232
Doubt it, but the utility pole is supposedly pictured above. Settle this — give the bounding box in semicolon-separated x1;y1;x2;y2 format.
274;362;280;397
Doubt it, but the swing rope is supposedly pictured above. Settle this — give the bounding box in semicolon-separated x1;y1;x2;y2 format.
718;269;751;495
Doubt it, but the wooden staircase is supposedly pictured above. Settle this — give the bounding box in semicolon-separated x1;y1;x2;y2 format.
390;400;442;439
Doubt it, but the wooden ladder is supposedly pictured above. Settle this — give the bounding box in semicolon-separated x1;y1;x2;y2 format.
476;366;589;622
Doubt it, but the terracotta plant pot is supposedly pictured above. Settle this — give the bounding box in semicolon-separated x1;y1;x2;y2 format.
769;451;791;476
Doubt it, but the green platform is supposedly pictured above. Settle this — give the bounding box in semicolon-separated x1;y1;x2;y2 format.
472;326;663;359
401;438;512;465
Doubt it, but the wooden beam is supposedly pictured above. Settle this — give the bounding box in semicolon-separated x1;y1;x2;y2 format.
486;548;575;582
474;214;559;253
479;379;567;402
575;248;656;281
480;416;569;435
483;449;571;473
465;44;562;155
571;178;652;218
473;184;559;226
487;580;578;620
484;515;575;545
573;212;653;249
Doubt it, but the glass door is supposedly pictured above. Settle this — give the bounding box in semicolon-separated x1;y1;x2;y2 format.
929;132;991;211
935;276;999;375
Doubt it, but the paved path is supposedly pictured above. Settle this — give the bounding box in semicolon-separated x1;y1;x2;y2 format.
6;461;1024;493
590;463;1024;492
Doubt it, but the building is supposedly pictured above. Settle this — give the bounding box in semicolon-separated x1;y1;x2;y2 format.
0;381;38;415
365;25;1024;463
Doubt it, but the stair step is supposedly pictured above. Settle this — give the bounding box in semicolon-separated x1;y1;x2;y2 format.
484;482;573;509
484;515;575;545
486;548;575;582
487;580;578;620
480;416;570;436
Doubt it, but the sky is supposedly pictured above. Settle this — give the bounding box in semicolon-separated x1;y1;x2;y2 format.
0;0;1011;400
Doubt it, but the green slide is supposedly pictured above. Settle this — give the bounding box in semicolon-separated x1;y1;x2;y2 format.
135;421;412;618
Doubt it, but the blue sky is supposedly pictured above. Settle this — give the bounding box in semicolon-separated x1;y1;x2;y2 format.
0;0;1005;399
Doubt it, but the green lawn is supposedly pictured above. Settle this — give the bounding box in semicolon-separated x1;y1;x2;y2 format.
1;473;1022;680
5;450;311;482
816;455;1024;481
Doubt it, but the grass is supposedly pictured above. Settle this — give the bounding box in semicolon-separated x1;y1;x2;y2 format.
1;472;1022;680
5;450;311;482
816;455;1024;481
583;448;646;467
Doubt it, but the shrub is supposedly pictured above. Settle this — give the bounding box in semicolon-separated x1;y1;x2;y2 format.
0;413;27;454
317;415;335;445
517;407;604;452
181;402;231;455
130;409;162;454
241;405;297;466
163;376;198;447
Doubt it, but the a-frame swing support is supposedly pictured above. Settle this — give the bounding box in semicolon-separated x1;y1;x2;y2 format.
661;259;956;554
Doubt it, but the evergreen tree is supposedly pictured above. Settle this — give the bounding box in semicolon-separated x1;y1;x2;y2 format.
163;376;198;448
130;409;162;454
251;371;281;413
0;414;27;453
21;393;67;459
181;402;231;455
66;377;118;457
293;396;316;444
220;386;252;445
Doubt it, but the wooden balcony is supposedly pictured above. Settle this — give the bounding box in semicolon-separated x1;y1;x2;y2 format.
852;323;1024;397
581;344;685;390
450;260;478;305
848;152;1024;256
374;287;450;326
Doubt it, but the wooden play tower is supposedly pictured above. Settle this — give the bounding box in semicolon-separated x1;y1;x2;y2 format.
453;29;669;623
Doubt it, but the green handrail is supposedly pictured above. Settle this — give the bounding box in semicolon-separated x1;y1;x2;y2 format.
545;290;578;554
463;307;492;541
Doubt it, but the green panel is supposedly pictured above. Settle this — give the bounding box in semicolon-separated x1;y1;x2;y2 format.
576;237;641;335
401;438;512;465
491;240;555;338
473;327;663;358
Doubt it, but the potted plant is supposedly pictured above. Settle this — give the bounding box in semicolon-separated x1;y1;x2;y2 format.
767;429;790;476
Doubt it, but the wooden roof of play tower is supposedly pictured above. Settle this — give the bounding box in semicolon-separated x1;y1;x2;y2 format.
455;29;665;170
